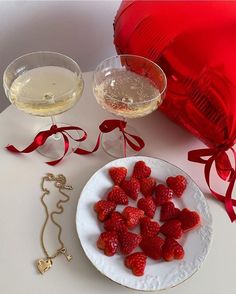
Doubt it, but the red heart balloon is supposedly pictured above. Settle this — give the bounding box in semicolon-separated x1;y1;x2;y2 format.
114;0;236;221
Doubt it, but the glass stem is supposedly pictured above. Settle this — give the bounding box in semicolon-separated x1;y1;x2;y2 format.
50;116;61;140
50;115;57;126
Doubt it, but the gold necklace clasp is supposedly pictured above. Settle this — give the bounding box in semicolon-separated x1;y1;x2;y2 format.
59;248;72;261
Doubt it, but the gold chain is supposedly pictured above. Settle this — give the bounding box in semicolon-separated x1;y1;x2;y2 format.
37;173;73;274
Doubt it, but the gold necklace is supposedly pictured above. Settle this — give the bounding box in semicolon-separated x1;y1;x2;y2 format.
37;173;73;274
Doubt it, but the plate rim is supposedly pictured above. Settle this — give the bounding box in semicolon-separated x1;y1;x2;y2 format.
76;155;213;291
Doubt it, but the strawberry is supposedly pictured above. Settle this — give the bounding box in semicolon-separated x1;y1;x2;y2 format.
122;206;144;229
166;175;187;197
179;208;201;232
121;177;140;200
109;167;127;185
160;219;183;239
97;231;119;256
140;236;164;260
140;217;160;238
132;161;151;179
107;185;128;205
162;238;185;261
155;184;173;206
125;252;147;276
140;177;156;196
137;196;156;218
160;202;180;222
104;212;127;234
119;231;142;255
94;200;117;222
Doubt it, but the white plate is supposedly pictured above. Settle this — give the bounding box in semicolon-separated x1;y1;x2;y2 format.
76;156;213;291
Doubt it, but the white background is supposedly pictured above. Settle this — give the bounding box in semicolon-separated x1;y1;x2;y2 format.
0;0;121;112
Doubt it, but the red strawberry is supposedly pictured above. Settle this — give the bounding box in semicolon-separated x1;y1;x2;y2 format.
94;200;117;222
125;252;147;276
160;219;183;239
140;217;160;238
140;236;164;260
121;178;140;200
166;175;187;197
132;161;151;179
137;196;156;218
97;231;119;256
109;167;127;185
107;185;128;205
119;231;142;255
140;177;156;196
122;206;144;229
155;184;173;206
160;202;180;222
162;238;185;261
104;212;127;233
179;208;201;232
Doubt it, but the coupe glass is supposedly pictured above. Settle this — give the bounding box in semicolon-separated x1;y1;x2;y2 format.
93;54;167;158
3;51;84;159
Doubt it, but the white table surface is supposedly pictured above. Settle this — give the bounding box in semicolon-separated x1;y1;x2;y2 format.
0;72;235;294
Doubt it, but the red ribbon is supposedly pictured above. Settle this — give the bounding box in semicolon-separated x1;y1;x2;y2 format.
74;119;145;156
188;146;236;222
6;124;87;166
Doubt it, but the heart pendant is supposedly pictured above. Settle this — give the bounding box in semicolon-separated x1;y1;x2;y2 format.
37;258;52;274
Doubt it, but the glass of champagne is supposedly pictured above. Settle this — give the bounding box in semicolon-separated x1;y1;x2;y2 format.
93;54;167;158
3;51;84;159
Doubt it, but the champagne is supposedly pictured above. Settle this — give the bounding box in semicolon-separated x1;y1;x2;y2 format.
8;66;84;116
94;69;161;118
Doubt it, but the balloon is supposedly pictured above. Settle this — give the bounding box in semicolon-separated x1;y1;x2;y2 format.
114;1;236;221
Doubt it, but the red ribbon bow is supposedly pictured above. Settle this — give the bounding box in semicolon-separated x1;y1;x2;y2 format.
75;119;145;156
188;146;236;222
6;124;87;166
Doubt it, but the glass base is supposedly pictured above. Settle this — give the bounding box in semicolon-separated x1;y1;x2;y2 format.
101;125;141;158
37;123;82;159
